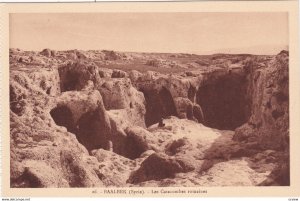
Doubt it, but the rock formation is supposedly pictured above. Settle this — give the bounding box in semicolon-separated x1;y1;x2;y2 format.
234;50;289;150
9;49;289;187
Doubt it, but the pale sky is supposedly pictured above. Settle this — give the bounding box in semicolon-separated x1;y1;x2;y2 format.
9;13;288;54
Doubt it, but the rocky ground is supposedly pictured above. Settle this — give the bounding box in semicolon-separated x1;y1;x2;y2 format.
9;48;289;187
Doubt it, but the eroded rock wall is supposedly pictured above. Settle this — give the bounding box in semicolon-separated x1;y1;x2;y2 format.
233;51;289;185
131;72;205;126
10;69;103;187
234;50;289;150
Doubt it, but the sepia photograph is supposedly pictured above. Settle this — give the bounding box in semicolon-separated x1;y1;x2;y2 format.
8;12;290;188
1;1;299;197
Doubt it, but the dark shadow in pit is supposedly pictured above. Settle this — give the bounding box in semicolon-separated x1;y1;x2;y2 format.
50;105;147;160
76;108;110;151
59;70;81;92
50;106;109;151
196;73;250;130
50;106;76;133
141;87;177;127
188;85;197;102
123;135;148;160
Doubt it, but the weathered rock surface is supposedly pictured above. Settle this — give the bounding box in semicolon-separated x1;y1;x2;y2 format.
10;69;104;187
9;49;289;187
58;61;100;92
97;78;146;127
233;50;289;185
234;50;289;150
51;90;112;151
127;153;194;184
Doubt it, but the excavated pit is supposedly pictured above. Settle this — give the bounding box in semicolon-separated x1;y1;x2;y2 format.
50;106;76;133
51;67;148;159
196;72;250;130
76;108;110;151
141;87;178;127
139;71;250;130
50;106;110;151
50;105;146;159
58;62;94;92
52;65;251;158
59;70;82;92
10;49;290;187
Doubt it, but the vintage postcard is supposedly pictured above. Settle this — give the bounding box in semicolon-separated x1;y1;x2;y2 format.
0;1;299;198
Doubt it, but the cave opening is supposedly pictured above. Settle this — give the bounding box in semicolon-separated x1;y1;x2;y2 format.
50;106;109;152
76;109;110;151
141;87;177;127
159;87;178;117
59;70;81;92
50;106;76;133
50;106;145;159
196;73;250;130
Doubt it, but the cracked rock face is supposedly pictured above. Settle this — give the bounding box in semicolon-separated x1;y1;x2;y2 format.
10;49;289;187
234;50;289;150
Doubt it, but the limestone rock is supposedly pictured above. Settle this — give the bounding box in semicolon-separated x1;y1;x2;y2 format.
128;70;142;82
58;61;101;92
165;138;191;156
233;123;256;142
40;48;52;57
9;49;289;188
124;127;151;158
12;160;69;187
234;51;289;150
91;149;136;186
97;78;146;127
127;153;194;184
112;69;128;78
52;90;112;151
98;68;113;78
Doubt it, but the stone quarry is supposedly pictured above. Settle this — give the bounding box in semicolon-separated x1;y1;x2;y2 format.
10;49;289;187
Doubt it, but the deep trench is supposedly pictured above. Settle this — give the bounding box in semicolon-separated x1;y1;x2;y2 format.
140;72;250;130
196;72;250;130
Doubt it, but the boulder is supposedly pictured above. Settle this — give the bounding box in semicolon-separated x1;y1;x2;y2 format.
52;90;112;151
58;61;101;92
165;138;190;155
111;70;128;78
233;123;256;142
127;153;194;184
98;68;113;78
98;79;135;110
102;50;121;60
128;70;142;82
40;48;52;57
97;78;146;127
124;127;151;156
12;160;69;187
